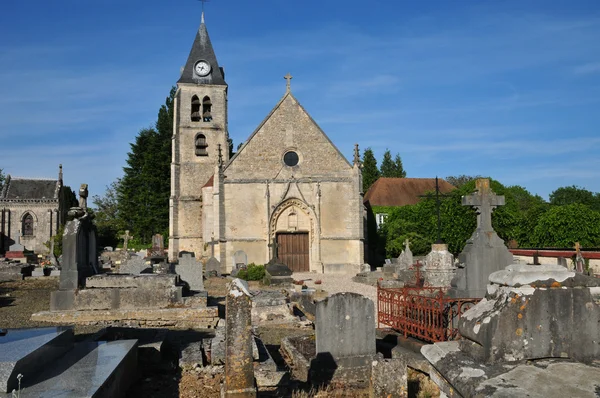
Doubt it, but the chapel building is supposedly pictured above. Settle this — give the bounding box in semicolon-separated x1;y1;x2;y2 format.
0;165;70;254
168;15;365;274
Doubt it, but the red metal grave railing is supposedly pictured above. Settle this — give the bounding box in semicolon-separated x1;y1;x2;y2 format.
377;284;481;343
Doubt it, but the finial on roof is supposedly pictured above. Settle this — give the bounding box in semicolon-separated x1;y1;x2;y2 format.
353;144;361;166
284;73;293;92
201;11;205;24
58;164;63;182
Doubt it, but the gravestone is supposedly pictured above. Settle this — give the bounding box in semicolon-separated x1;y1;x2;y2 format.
312;293;376;387
149;234;165;258
119;255;150;275
264;262;293;286
423;243;456;288
397;239;413;270
224;279;256;397
449;179;512;298
50;186;98;310
176;252;204;291
231;250;248;276
205;256;221;277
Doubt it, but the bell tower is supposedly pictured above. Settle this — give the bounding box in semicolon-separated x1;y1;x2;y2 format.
169;12;229;260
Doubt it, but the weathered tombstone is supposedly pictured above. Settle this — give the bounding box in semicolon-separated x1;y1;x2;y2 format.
263;262;293;286
224;279;256;397
149;234;165;257
233;250;248;268
312;293;376;387
397;239;413;270
116;230;134;273
176;252;204;291
423;243;456;288
205;256;221;277
119;255;150;275
51;185;98;310
449;179;512;298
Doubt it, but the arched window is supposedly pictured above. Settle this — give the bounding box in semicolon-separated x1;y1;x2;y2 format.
191;95;201;122
22;213;34;236
195;134;208;156
202;96;213;122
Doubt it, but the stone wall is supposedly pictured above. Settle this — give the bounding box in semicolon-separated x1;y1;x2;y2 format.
1;202;60;254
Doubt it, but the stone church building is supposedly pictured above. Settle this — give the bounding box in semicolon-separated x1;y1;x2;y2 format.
0;165;70;255
169;15;365;274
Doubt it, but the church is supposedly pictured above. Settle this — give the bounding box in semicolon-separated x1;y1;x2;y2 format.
168;14;365;274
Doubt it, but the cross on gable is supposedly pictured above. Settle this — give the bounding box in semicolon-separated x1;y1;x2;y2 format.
462;179;505;232
284;73;293;92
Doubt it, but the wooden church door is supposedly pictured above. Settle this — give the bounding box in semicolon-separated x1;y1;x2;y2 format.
277;232;309;272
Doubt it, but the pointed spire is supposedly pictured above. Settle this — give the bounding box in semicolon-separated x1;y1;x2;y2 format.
178;14;226;85
58;164;63;183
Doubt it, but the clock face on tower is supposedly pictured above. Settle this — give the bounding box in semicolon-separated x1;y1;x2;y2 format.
194;60;211;77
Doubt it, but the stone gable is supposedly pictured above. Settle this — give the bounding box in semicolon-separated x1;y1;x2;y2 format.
225;93;352;180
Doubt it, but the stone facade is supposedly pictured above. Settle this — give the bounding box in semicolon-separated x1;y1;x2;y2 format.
169;18;364;274
0;166;70;255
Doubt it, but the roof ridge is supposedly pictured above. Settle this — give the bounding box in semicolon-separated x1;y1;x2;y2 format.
11;177;58;181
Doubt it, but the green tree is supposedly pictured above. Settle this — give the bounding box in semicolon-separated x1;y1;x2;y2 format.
92;179;123;248
393;153;406;178
118;87;175;244
362;147;380;192
445;174;482;188
549;185;600;211
531;204;600;247
380;149;395;177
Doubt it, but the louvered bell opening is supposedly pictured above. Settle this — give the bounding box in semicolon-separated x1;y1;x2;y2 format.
191;112;201;121
192;98;201;105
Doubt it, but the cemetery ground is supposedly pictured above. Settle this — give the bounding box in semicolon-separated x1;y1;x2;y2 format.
1;274;436;397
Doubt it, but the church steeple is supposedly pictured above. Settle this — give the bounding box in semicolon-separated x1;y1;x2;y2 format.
178;14;226;85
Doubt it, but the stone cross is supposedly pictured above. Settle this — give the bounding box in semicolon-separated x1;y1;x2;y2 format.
268;237;279;261
462;179;505;232
120;230;133;252
574;242;585;273
78;183;88;210
404;238;410;251
207;237;218;257
419;176;451;243
284;73;293;92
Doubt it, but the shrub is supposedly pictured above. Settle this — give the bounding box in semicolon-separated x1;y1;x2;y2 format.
236;263;265;281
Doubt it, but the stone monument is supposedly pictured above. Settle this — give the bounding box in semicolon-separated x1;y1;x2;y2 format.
397;239;413;270
449;179;512;298
422;243;456;288
224;279;256;397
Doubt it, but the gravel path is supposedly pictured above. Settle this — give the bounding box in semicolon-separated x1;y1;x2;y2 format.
292;272;378;324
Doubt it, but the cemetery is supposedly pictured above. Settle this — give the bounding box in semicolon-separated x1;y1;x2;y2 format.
2;4;600;397
1;177;599;397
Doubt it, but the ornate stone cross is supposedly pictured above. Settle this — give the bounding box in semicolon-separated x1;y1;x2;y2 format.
462;179;505;232
284;73;293;92
120;230;133;252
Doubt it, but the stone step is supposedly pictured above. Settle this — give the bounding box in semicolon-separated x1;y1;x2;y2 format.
0;327;74;393
3;340;138;398
85;273;179;289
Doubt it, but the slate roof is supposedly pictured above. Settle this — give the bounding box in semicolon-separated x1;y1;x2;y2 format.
0;177;59;200
177;16;227;86
364;178;455;207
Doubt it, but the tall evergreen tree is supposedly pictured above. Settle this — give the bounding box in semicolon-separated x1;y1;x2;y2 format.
380;149;395;177
117;87;175;245
362;147;380;192
393;153;406;177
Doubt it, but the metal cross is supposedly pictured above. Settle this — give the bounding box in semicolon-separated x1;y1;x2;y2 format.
419;177;451;243
284;73;293;92
198;0;210;12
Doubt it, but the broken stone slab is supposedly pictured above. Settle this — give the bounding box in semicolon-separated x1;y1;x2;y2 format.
6;340;138;398
0;327;74;393
279;335;315;383
253;336;288;391
0;263;34;282
459;263;600;364
209;319;226;365
31;307;219;329
92;327;168;367
422;341;600;398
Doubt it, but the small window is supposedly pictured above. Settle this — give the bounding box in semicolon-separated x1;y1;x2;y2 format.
376;213;388;228
202;96;212;122
22;213;34;236
283;151;299;167
191;95;201;122
195;134;208;156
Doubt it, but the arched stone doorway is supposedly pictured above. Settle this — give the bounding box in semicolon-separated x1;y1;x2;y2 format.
269;198;320;272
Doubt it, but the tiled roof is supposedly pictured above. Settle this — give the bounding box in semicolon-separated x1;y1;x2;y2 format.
1;177;59;200
364;177;455;207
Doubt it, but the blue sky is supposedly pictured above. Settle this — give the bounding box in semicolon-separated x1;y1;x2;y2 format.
1;0;599;201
